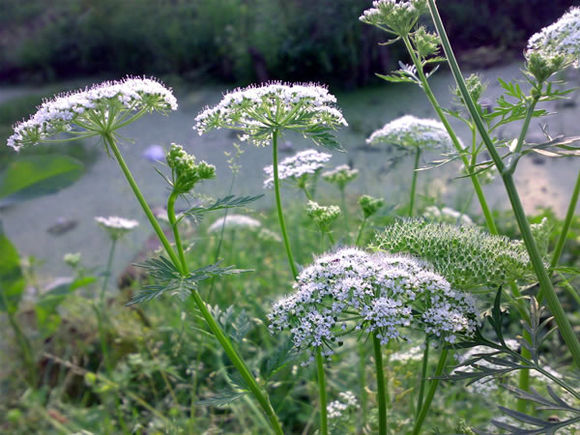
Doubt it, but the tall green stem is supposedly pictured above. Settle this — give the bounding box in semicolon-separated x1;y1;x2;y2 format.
415;338;429;415
355;217;368;248
409;148;421;216
106;133;283;434
167;191;188;270
272;129;298;279
426;0;580;367
401;35;498;235
412;347;448;435
316;348;329;435
550;170;580;272
373;335;388;435
340;187;351;237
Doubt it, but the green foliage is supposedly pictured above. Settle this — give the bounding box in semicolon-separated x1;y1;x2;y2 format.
0;155;84;206
0;222;25;314
372;219;533;289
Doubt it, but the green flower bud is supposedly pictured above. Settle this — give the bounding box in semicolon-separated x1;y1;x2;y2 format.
166;143;216;193
306;201;341;232
525;51;566;85
412;26;440;59
359;195;385;218
322;165;358;190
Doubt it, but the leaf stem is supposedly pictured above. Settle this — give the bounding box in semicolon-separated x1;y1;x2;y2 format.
373;334;388;435
426;0;580;367
272;129;298;279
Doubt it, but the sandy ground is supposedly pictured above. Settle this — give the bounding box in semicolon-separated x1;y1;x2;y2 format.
0;61;578;285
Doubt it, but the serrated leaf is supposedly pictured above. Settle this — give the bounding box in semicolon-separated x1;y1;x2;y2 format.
197;391;247;408
184;194;263;218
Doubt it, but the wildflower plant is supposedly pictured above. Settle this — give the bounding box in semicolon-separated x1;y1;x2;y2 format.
7;78;283;434
195;82;347;279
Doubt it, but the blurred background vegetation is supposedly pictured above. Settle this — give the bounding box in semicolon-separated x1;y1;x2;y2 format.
0;0;577;88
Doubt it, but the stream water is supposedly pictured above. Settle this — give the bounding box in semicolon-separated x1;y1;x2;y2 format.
1;62;579;284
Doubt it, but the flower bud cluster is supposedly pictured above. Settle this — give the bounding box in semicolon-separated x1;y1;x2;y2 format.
268;248;478;363
194;82;347;147
8;77;178;151
306;201;341;232
412;26;441;59
373;219;532;289
166;144;215;194
95;216;139;240
525;6;580;81
359;0;427;37
366;115;454;152
263;149;332;189
359;195;385;219
322;165;359;189
423;205;474;226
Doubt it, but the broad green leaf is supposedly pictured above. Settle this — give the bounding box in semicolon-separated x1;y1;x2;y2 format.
0;155;84;206
0;221;25;314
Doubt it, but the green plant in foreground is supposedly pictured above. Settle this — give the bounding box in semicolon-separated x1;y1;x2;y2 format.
7;78;283;434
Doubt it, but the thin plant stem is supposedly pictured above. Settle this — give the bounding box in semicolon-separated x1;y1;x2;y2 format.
409;148;421;216
412;347;448;435
340;186;350;237
326;230;336;246
416;337;430;416
302;185;314;201
272;129;298;279
100;238;117;307
373;334;388;435
167;191;188;270
401;35;498;235
549;170;580;272
6;309;36;386
355;217;368;247
106;133;283;434
358;341;368;431
316;348;329;435
104;134;181;268
426;0;580;366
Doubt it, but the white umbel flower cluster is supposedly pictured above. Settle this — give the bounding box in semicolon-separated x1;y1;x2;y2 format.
359;0;427;36
268;248;477;362
327;391;359;420
263;149;332;189
527;7;580;67
95;216;139;240
194;82;347;147
207;214;261;233
367;115;454;152
8;77;178;151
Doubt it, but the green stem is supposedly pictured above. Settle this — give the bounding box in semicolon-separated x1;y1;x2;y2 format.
373;335;387;435
549;170;580;272
316;348;329;435
426;0;580;367
104;134;182;270
355;217;368;247
506;98;539;175
6;310;36;386
301;185;314;201
326;230;336;246
100;238;117;307
358;341;368;430
272;130;298;279
340;187;350;237
409;148;421;216
167;191;188;271
415;337;429;415
401;35;498;235
412;347;448;435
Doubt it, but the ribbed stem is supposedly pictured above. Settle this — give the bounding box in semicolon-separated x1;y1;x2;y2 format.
412;347;448;435
415;338;429;415
373;335;388;435
550;170;580;272
409;148;421;216
316;348;329;435
272;130;298;279
167;191;188;271
426;0;580;367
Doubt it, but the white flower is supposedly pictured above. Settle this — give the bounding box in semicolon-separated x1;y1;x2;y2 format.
366;115;454;152
322;165;359;188
327;391;359;420
359;0;427;36
194;82;347;147
268;248;477;362
95;216;139;240
207;214;261;233
526;7;580;67
263;149;331;189
8;77;178;151
423;205;474;226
